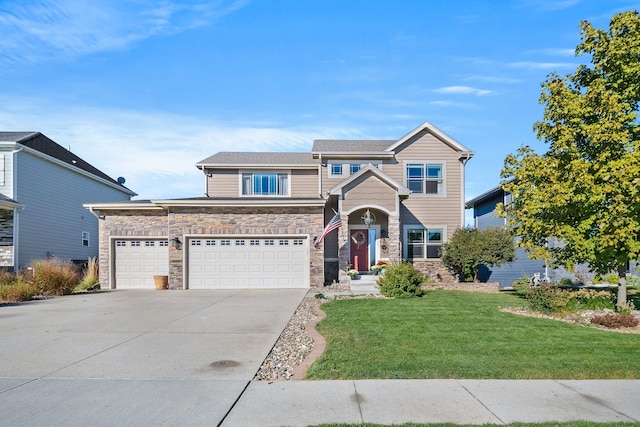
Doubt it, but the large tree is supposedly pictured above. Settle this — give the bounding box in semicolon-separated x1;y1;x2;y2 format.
500;11;640;306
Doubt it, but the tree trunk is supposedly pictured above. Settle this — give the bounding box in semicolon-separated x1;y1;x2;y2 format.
617;264;627;307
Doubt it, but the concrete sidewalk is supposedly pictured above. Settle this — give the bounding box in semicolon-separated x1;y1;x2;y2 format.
222;379;640;426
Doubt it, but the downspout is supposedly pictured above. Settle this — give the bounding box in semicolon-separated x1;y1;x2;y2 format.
10;146;23;269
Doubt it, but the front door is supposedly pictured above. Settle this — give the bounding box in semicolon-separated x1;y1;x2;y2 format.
350;229;369;271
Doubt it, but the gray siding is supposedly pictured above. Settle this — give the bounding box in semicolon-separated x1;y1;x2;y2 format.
0;151;15;198
474;194;504;229
478;247;546;288
14;150;130;268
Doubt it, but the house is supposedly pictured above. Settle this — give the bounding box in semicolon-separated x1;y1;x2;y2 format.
0;132;136;270
465;185;621;288
84;121;473;290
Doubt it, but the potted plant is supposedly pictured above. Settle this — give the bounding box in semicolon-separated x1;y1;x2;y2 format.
347;264;359;280
371;261;388;275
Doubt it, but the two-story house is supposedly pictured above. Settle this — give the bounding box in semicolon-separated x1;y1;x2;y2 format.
85;122;473;290
0;132;136;270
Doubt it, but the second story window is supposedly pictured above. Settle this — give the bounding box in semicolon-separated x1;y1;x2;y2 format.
349;164;361;174
242;172;288;196
406;163;444;195
330;164;343;176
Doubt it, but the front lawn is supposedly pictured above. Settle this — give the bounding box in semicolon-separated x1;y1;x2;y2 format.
305;290;640;380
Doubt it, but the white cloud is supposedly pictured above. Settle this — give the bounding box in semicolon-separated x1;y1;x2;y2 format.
507;61;575;70
0;97;357;199
432;86;494;96
0;0;249;66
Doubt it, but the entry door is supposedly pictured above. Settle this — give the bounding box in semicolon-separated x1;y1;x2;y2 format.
350;229;369;271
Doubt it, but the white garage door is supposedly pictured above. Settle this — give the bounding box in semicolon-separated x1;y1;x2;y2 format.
114;239;169;288
188;236;309;289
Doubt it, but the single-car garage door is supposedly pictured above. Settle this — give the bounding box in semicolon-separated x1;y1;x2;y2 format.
114;239;169;288
188;236;309;289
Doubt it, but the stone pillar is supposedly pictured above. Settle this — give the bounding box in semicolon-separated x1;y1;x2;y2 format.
387;213;401;260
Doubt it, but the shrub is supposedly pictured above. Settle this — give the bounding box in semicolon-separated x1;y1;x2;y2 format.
1;281;38;302
27;258;80;296
558;277;573;287
590;313;639;329
525;284;575;314
0;269;16;285
377;261;425;298
440;227;514;282
616;300;636;315
626;274;640;287
511;276;531;295
74;257;99;292
573;288;615;310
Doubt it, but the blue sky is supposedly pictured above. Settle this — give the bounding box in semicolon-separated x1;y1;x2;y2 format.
0;0;638;208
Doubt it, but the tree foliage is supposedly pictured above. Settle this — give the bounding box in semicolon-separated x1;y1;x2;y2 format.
441;227;515;282
499;11;640;304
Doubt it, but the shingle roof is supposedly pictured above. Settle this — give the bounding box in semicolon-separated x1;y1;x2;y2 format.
197;152;317;166
311;140;394;152
0;131;133;192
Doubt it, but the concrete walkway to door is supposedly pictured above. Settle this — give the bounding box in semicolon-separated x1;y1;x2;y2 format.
0;289;307;427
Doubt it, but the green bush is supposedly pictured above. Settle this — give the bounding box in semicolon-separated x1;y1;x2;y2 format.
511;276;531;295
27;258;80;296
626;274;640;287
0;280;38;302
524;284;615;314
558;277;574;287
377;261;425;298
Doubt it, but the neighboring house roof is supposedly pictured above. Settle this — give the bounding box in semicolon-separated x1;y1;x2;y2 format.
0;132;136;195
328;164;411;197
196;152;317;168
311;140;394;153
465;185;504;209
0;193;22;209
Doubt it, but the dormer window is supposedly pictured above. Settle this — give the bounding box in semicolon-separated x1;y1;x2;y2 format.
349;164;361;174
330;164;343;176
241;172;289;196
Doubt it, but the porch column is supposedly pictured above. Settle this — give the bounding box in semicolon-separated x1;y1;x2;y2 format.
337;212;350;279
387;213;401;260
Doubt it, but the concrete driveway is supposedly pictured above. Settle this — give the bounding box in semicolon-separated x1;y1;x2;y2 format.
0;289;306;427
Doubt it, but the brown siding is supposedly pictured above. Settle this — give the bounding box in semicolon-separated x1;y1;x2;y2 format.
342;174;396;213
207;169;238;197
390;129;464;238
291;169;319;198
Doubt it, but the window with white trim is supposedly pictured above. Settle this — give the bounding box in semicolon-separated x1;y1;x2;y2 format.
406;227;443;259
406;163;444;195
82;231;89;247
349;164;361;174
330;164;343;176
241;172;288;196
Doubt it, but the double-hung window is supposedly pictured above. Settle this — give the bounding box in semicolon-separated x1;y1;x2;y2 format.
242;172;288;196
406;163;444;195
406;227;443;259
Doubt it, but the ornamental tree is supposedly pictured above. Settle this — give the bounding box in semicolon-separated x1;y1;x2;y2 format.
441;227;515;282
499;11;640;305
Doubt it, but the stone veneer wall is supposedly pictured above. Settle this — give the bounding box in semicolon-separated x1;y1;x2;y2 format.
167;206;324;289
98;210;168;289
412;259;457;283
98;206;324;290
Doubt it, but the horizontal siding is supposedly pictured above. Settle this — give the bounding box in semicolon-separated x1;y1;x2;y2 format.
207;169;319;198
291;169;319;198
0;150;14;198
207;169;238;197
478;247;546;289
343;175;396;213
15;150;131;268
394;130;465;237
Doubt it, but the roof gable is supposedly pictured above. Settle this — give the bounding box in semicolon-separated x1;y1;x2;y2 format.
328;164;410;196
385;121;474;157
0;131;135;196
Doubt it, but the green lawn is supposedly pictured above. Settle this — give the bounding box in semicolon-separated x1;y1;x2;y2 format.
305;290;640;380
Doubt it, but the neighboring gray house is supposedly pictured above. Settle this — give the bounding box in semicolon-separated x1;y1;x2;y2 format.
466;186;548;288
0;132;136;270
466;185;637;288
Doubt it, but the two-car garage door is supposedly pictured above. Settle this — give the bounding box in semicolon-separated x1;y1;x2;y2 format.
188;236;309;289
113;236;309;289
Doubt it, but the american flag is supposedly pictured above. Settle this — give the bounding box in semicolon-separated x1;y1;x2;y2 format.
315;212;342;245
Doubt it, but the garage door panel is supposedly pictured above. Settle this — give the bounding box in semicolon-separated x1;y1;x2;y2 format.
115;239;169;289
188;236;309;289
